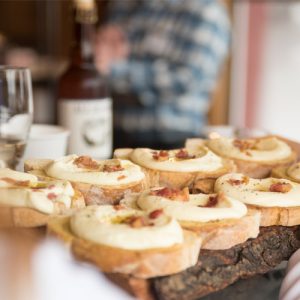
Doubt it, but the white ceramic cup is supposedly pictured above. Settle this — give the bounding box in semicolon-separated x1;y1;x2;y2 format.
23;124;70;160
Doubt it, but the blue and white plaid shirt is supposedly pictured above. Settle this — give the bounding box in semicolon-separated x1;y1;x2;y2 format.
107;0;230;145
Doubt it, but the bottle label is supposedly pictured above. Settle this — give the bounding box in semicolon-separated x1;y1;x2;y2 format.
58;98;112;158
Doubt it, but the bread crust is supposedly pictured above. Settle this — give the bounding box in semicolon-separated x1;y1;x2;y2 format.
106;273;154;300
114;147;235;192
135;159;235;193
180;212;260;250
0;190;84;228
24;159;147;205
70;180;147;205
272;166;300;183
47;216;201;279
247;205;300;227
231;151;297;178
202;136;298;178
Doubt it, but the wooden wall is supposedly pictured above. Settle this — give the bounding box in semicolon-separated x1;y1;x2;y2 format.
0;0;108;58
208;0;233;125
0;0;232;124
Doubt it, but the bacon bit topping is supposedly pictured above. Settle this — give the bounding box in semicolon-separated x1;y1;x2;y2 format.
73;156;99;170
204;193;225;208
175;149;196;160
245;151;252;157
233;139;256;152
150;187;189;201
149;209;164;219
152;150;169;161
47;193;57;200
117;175;126;180
103;164;124;172
1;177;30;187
269;182;292;193
228;176;249;186
205;196;218;207
113;204;125;211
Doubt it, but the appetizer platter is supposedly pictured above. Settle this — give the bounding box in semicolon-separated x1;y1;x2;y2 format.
2;135;300;299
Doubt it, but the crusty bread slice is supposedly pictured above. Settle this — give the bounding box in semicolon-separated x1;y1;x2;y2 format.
47;216;201;279
140;162;235;193
180;211;260;250
120;191;260;250
114;148;235;193
0;190;84;228
106;273;154;300
231;154;297;179
0;206;49;228
186;137;297;179
247;205;300;227
272;166;300;183
24;158;147;205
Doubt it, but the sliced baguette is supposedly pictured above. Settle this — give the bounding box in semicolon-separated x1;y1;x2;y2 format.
24;158;147;205
47;216;201;279
105;273;154;300
215;173;300;227
186;137;297;178
140;162;235;193
121;193;260;250
0;190;84;228
180;211;260;250
114;148;235;193
232;154;297;179
272;165;300;183
247;205;300;227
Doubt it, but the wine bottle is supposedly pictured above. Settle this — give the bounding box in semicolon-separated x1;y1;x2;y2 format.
57;0;112;158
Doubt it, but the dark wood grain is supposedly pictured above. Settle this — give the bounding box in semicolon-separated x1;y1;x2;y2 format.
152;225;300;300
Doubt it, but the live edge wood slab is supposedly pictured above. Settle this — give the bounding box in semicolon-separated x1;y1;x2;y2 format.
151;225;300;300
117;137;300;300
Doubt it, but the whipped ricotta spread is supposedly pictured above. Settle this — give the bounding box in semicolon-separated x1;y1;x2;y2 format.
207;137;292;162
0;168;38;187
129;147;224;172
287;163;300;182
135;189;247;222
0;169;74;214
45;155;145;186
215;173;300;207
70;205;183;250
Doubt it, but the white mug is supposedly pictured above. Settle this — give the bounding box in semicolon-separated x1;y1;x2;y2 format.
19;124;69;170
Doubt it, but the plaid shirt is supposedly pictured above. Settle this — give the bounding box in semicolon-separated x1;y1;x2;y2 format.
107;0;230;144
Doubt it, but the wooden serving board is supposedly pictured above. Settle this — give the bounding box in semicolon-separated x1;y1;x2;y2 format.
109;137;300;300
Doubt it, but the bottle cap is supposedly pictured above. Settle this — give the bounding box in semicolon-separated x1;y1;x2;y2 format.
74;0;98;24
74;0;95;10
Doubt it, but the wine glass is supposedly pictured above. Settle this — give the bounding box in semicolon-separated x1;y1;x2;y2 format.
0;66;33;169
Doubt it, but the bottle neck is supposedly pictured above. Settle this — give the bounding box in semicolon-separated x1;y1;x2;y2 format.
71;2;98;67
72;22;95;66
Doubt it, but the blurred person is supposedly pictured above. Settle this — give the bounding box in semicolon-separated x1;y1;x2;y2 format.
95;0;230;148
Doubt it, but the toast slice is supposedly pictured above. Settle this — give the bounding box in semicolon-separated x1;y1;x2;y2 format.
247;205;300;227
47;216;201;279
114;148;235;194
272;162;300;184
180;211;260;250
0;168;85;228
215;173;300;227
121;189;260;250
24;157;147;205
0;189;84;228
186;137;297;178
